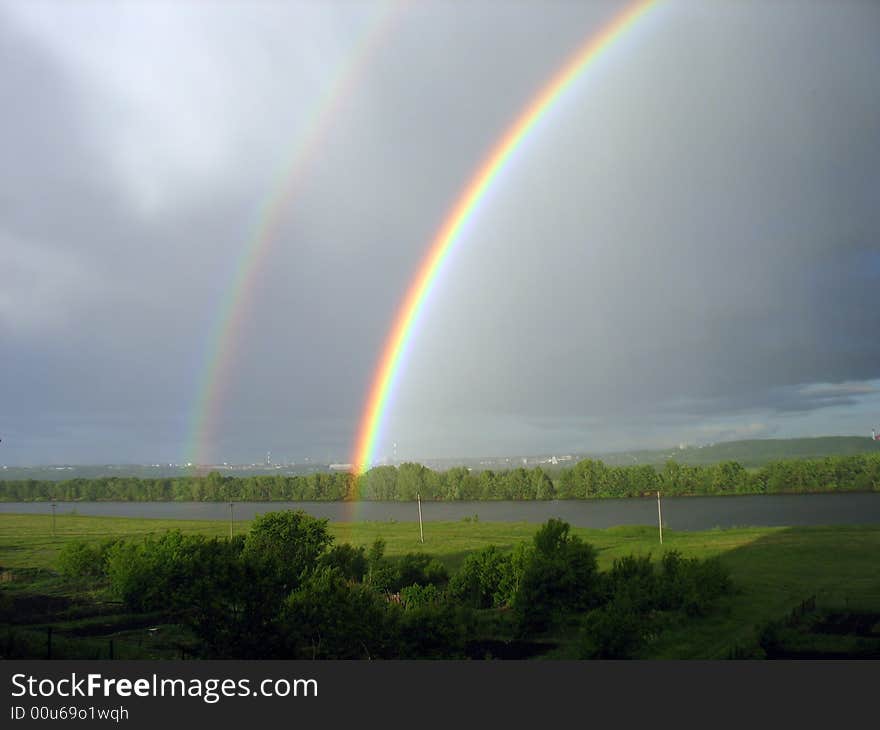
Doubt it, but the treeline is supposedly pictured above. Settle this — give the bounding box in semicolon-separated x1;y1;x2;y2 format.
2;454;879;502
49;511;732;659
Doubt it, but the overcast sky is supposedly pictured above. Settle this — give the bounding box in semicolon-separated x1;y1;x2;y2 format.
2;0;879;466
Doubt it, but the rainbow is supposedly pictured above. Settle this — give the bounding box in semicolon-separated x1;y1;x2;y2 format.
351;0;659;476
185;1;408;470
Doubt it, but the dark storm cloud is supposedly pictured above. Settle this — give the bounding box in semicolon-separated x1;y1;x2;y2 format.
2;0;879;464
382;0;880;458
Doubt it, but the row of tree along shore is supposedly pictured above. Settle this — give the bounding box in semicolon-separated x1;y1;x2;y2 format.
2;453;879;502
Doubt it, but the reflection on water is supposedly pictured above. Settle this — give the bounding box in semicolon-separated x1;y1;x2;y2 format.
2;493;880;530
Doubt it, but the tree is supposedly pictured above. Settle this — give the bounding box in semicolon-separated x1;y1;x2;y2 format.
512;519;600;632
394;552;449;591
447;545;512;609
319;543;368;582
243;510;333;596
531;467;555;500
397;463;431;500
281;568;395;659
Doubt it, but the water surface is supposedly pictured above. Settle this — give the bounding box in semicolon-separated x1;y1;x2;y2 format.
2;493;880;530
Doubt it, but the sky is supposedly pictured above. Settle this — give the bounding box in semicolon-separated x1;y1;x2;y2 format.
1;0;880;466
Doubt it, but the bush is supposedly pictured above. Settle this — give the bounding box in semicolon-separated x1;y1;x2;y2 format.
580;598;652;659
512;519;601;632
319;543;368;582
243;510;333;594
657;551;732;616
400;583;442;610
394;553;449;591
397;603;474;659
281;568;395;659
58;539;119;580
105;532;199;611
603;554;657;611
447;545;512;609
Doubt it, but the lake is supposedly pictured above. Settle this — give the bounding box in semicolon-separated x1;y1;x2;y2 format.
2;492;880;530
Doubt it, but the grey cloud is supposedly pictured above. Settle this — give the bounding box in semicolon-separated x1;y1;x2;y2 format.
2;1;879;464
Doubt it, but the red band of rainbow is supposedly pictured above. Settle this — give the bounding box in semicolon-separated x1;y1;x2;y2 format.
185;1;408;470
351;0;659;476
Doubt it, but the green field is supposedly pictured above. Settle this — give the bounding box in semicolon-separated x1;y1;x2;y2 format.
2;513;879;658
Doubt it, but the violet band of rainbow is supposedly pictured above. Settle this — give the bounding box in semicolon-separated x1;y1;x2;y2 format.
351;0;660;477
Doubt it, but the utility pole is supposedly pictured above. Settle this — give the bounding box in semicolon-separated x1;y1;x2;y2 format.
229;501;235;538
417;492;424;544
656;490;663;545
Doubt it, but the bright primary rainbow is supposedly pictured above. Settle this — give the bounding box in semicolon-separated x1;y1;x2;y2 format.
351;0;660;477
185;1;407;470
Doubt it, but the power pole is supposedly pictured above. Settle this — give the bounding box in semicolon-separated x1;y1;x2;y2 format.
656;491;663;545
417;493;424;543
229;501;234;538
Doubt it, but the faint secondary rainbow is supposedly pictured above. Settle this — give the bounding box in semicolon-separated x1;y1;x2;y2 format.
185;0;408;470
351;0;659;477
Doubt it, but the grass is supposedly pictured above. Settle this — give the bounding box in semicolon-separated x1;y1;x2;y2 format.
2;513;880;658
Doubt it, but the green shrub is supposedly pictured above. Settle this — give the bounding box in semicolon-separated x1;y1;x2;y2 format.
281;568;396;659
319;543;368;582
512;519;601;632
400;583;441;610
656;550;732;616
604;553;657;610
57;539;119;580
394;552;449;591
397;603;474;659
580;597;652;659
447;545;512;609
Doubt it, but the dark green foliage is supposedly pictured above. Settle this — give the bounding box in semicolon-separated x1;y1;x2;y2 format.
580;550;734;657
57;538;119;580
170;535;284;658
580;597;653;659
4;448;879;503
363;543;450;595
512;519;601;632
56;512;738;660
397;603;474;659
319;543;368;582
280;568;395;659
243;510;333;595
399;583;441;610
447;545;512;609
105;531;205;612
657;550;732;616
367;537;386;567
602;554;657;611
104;512;335;658
394;552;449;591
367;563;400;594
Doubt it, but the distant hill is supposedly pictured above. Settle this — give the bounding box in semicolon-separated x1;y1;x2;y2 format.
593;437;880;469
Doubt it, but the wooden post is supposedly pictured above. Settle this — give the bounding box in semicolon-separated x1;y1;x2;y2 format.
657;490;663;545
417;493;424;543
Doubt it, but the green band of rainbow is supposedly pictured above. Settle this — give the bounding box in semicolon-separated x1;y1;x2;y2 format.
185;1;407;470
351;0;659;476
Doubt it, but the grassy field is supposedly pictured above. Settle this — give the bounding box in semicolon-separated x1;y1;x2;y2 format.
2;512;879;658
